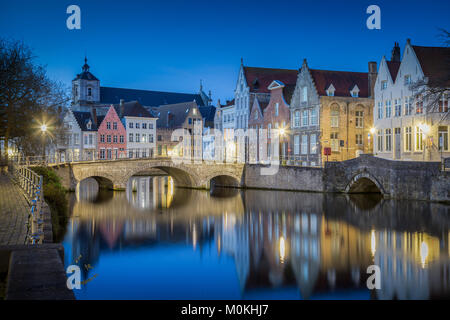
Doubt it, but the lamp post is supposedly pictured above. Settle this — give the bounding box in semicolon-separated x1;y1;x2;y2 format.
369;127;376;154
278;128;286;165
41;124;47;164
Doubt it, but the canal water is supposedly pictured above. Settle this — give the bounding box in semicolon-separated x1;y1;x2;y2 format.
62;176;450;300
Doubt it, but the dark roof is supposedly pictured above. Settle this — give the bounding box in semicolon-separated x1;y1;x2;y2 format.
100;86;206;107
72;111;98;131
219;99;235;108
244;66;298;93
73;59;99;81
255;97;270;113
199;106;216;123
309;69;369;98
96;115;105;127
111;101;154;118
412;45;450;87
155;101;198;129
386;61;401;82
282;84;296;104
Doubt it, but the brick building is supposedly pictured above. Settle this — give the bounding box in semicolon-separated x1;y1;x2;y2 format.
97;105;127;159
289;59;376;166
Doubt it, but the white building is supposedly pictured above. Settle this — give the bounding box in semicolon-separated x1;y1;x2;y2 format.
58;109;98;162
116;101;157;158
373;40;449;161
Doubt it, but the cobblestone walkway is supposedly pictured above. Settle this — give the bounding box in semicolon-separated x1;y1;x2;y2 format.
0;173;30;245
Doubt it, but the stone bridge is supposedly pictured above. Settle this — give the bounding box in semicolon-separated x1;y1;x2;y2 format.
50;158;245;191
47;154;449;202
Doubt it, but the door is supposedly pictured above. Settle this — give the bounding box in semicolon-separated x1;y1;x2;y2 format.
394;128;401;159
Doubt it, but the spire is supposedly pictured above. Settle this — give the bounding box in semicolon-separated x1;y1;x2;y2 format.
82;56;90;72
200;79;203;92
240;57;244;66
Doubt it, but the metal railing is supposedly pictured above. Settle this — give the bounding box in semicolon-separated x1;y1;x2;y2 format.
10;162;44;244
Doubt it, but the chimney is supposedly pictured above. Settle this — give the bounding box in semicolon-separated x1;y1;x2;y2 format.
368;61;378;98
91;107;97;126
391;42;401;62
120;99;125;117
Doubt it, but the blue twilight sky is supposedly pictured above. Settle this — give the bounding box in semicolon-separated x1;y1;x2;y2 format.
0;0;449;103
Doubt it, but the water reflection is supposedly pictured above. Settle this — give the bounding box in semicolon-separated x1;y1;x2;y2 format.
64;176;450;300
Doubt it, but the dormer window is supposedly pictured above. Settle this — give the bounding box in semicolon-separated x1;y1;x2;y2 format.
193;108;197;115
350;85;360;98
381;81;387;90
86;120;92;130
326;84;335;97
254;112;258;120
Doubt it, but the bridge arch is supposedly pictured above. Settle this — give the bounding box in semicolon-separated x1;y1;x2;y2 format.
345;172;385;195
209;174;240;188
77;175;115;190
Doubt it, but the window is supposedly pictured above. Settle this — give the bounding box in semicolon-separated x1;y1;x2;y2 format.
302;87;308;102
84;135;88;145
113;135;117;143
438;126;448;151
394;99;402;117
302;110;308;126
113;122;117;130
149;134;154;143
404;97;412;115
310;134;317;154
268;123;272;137
89;134;93;145
119;135;124;143
331;133;339;152
129;133;134;142
405;127;412;152
351;90;359;98
294;135;300;155
142;134;147;142
100;149;105;159
129;122;133;128
310;109;317;125
385;129;392;151
404;75;411;85
107;135;111;143
129;151;133;158
254;111;258;120
416;95;423;114
301;135;308;154
74;133;79;145
142;123;147;129
415;127;424;151
377;102;383;119
331;111;339;127
275;103;279;116
385;100;392;118
136;133;140;143
158;135;162;141
87;87;92;96
355;111;364;128
136;123;140;129
294;111;300;127
381;81;387;90
377;130;383;152
107;149;112;159
188;118;192;125
439;94;449;113
356;134;363;145
100;134;105;143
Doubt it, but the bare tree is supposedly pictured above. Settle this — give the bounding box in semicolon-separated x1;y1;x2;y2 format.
0;39;70;160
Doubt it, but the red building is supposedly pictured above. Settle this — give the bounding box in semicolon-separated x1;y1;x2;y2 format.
97;105;127;159
251;80;294;162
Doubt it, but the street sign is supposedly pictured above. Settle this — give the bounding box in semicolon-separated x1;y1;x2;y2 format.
324;147;331;156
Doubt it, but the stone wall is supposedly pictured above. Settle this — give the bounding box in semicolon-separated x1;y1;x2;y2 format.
244;164;323;192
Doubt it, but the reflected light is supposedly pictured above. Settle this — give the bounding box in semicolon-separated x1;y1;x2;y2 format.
420;241;429;268
41;124;47;132
279;236;286;264
371;230;376;257
370;127;376;134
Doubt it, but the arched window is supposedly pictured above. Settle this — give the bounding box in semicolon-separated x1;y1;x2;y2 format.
87;87;92;97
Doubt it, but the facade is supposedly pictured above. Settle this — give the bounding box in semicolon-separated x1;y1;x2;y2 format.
113;100;157;159
97;105;127;160
234;59;298;131
373;40;450;161
58;109;98;162
214;100;236;162
289;59;376;166
154;101;203;159
248;97;268;163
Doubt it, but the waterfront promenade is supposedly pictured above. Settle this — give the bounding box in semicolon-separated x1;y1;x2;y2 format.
0;173;29;245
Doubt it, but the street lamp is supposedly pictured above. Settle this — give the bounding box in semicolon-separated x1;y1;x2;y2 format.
41;124;47;163
369;127;376;154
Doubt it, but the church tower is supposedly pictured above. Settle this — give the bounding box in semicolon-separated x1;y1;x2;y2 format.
72;57;100;107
